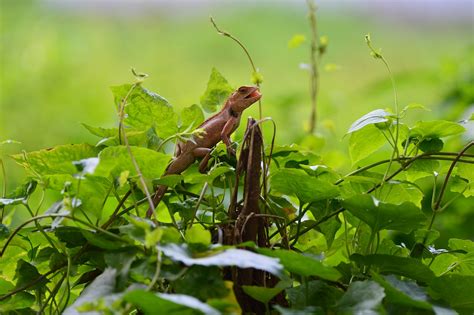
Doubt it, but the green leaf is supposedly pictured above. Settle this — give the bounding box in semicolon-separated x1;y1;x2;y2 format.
402;103;430;113
124;290;221;315
342;195;426;233
180;104;204;131
351;254;435;283
82;123;149;147
0;180;37;206
410;120;465;138
82;123;117;138
404;159;439;182
174;266;229;300
378;181;424;207
94;146;171;179
0;278;14;295
81;230;127;250
256;248;341;281
270;168;339;204
0;292;35;312
64;268;117;314
14;259;48;290
184;225;211;245
418;138;444;153
429;274;474;312
286;280;343;311
347;109;393;134
349;124;386;164
11;144;99;177
288;34;306;48
371;273;432;310
449;238;474;252
159;244;283;276
200;68;234;113
242;285;285;304
111;83;179;139
335;280;385;314
55;226;87;248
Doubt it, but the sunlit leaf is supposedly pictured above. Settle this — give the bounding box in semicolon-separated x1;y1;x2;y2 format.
270;168;339;204
94;145;171;179
124;290;221;315
256;248;341;281
349;124;386;164
347;109;393;134
200;68;234;113
180;104;204;132
410;120;465;138
111;83;179;139
11;144;99;177
159;244;283;276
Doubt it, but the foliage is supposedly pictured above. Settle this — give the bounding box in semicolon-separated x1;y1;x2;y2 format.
1;18;473;315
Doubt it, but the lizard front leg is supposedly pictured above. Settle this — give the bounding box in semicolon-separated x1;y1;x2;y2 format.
193;147;212;173
221;117;238;156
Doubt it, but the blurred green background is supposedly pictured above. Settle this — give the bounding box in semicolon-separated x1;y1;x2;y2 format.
0;0;473;244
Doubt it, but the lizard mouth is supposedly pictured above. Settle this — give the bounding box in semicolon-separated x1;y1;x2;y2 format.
244;87;262;101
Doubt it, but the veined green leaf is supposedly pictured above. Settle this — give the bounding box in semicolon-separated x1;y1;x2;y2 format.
94;145;171;179
256;248;341;281
342;194;426;233
349;124;386;164
124;290;220;315
410;120;465;138
159;244;283;276
200;68;234;113
270;168;339;204
111;83;179;139
180;104;204;132
11;144;99;177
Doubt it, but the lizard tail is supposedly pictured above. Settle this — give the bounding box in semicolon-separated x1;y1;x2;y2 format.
146;185;168;218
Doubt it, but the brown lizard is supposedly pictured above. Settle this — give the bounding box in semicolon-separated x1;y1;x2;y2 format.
146;85;261;218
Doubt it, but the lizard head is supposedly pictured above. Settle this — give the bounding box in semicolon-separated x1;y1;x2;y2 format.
227;86;261;112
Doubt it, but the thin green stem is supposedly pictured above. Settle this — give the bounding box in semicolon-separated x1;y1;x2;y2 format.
210;16;263;119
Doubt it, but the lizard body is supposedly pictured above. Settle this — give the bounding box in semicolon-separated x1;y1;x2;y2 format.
146;86;261;218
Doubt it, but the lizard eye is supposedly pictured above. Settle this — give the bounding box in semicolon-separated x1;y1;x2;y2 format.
238;87;247;93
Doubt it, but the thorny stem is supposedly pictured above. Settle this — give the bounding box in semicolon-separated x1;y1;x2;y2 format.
210;16;263;119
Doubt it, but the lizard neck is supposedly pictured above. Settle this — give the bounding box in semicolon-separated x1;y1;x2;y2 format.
229;107;239;118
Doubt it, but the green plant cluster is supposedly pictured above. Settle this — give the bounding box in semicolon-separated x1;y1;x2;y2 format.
0;62;473;314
